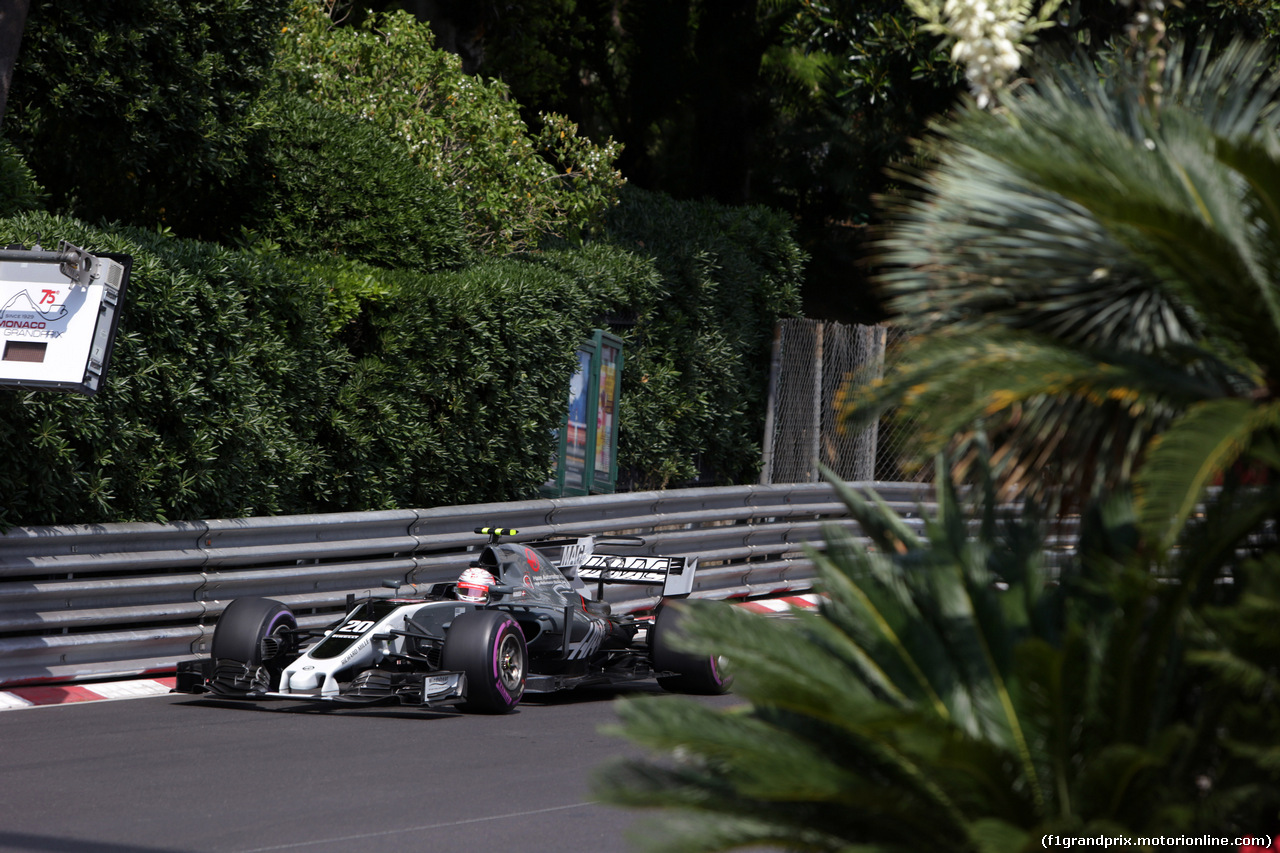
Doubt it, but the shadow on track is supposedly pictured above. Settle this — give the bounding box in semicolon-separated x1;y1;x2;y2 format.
171;678;681;718
517;680;669;706
0;831;192;853
170;696;465;721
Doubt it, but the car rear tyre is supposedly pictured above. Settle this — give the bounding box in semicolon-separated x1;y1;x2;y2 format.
210;597;297;690
652;602;731;695
442;610;527;713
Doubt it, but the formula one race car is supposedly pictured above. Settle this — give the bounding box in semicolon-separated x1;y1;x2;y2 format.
174;528;729;713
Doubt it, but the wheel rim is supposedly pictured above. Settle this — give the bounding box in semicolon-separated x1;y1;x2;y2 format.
497;632;524;692
709;654;728;686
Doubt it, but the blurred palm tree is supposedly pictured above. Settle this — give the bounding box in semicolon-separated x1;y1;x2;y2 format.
846;38;1280;554
599;461;1280;851
599;32;1280;853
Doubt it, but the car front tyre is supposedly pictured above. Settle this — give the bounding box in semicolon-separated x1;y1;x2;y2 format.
210;597;297;692
442;610;527;713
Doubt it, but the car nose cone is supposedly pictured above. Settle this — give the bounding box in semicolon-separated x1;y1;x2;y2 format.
289;670;320;691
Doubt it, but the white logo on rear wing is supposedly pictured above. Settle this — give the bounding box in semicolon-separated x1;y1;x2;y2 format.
558;538;593;575
556;537;594;596
577;554;697;597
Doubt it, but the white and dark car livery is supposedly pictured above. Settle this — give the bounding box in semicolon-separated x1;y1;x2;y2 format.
174;528;729;713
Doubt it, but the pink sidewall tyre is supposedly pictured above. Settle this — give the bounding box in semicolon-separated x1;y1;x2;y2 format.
442;609;527;713
211;597;296;666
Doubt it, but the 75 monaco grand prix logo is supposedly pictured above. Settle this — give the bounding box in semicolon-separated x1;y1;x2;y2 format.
0;287;68;337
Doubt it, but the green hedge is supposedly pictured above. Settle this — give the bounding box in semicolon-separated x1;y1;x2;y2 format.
0;215;651;525
0;190;801;525
7;0;291;239
321;245;661;509
0;141;46;217
601;187;805;488
242;94;469;272
0;212;349;526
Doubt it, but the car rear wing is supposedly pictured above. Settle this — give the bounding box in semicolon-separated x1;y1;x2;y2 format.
553;535;697;599
577;554;697;598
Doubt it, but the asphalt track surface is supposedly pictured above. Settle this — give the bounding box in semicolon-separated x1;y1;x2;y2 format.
0;684;740;853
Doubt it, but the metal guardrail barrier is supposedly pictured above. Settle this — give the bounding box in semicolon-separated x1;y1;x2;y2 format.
0;481;937;687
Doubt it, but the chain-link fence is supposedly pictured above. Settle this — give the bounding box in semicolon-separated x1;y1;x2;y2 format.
875;325;932;483
760;319;930;484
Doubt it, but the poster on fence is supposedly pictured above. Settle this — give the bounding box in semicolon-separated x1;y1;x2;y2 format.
593;337;621;491
563;347;593;493
544;330;624;496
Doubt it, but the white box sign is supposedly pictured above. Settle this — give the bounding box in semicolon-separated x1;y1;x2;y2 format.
0;251;129;396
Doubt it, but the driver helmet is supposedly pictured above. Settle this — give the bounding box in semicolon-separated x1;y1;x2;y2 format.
456;567;496;603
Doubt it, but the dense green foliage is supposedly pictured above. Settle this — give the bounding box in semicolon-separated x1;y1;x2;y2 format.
0;212;349;526
369;0;959;320
0;211;592;525
5;0;291;239
602;463;1280;849
276;0;623;254
0;0;803;525
0;194;800;525
242;94;468;272
319;246;660;510
603;188;805;488
3;0;622;258
0;139;44;217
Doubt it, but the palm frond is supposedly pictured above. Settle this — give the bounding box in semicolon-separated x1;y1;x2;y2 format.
866;35;1280;522
601;444;1280;847
914;53;1280;374
1135;399;1280;548
808;475;1051;811
843;329;1248;509
1164;40;1280;139
823;471;923;555
877;144;1198;354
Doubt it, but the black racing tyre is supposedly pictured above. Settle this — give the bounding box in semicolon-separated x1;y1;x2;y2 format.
442;610;527;714
652;602;732;695
211;597;296;667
